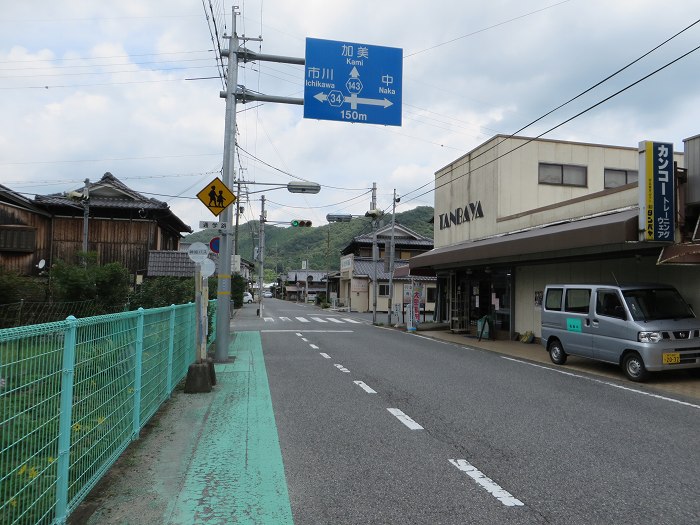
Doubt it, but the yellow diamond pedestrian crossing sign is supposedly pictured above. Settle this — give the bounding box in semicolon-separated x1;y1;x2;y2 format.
197;177;236;217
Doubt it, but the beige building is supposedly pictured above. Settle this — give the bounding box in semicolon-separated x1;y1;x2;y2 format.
337;223;436;316
411;134;700;340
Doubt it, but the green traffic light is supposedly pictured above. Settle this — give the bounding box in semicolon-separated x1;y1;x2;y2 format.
291;220;312;227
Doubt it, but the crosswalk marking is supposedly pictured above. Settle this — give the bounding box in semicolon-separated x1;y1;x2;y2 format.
256;316;364;324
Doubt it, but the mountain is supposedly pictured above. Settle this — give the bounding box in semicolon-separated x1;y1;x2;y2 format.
184;206;434;274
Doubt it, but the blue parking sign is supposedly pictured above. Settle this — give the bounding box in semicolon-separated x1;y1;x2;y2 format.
304;38;402;126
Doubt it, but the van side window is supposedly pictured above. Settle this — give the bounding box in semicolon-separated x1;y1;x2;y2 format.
545;288;563;310
596;290;626;319
564;288;590;314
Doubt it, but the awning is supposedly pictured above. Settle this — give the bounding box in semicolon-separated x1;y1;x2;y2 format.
411;209;640;270
657;242;700;265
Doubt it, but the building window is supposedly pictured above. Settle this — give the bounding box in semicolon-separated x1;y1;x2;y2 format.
538;163;587;187
427;287;437;303
378;284;390;297
604;168;638;189
0;226;36;253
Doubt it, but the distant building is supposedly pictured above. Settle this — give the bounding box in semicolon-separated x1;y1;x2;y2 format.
284;269;327;302
337;223;435;314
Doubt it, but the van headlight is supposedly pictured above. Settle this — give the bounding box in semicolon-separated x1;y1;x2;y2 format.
638;331;662;343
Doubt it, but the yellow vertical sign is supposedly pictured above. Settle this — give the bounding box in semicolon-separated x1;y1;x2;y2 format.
197;177;236;217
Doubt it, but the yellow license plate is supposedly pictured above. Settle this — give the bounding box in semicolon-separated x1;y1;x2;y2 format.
662;352;681;364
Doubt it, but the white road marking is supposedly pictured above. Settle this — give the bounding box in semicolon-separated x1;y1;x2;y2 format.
279;316;291;321
301;338;308;342
295;317;310;323
353;380;377;394
296;333;303;337
387;408;423;430
263;317;274;322
341;318;361;324
327;318;345;324
334;363;350;373
501;357;700;410
310;317;328;323
310;344;319;350
320;353;331;359
262;330;353;333
449;459;524;507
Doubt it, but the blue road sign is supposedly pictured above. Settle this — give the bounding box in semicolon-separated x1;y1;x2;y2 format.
304;38;402;126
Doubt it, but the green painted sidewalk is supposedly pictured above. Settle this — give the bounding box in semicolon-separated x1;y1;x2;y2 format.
167;331;293;524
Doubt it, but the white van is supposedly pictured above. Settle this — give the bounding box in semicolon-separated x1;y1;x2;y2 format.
541;283;700;381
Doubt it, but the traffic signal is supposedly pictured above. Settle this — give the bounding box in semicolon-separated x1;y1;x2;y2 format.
291;220;312;227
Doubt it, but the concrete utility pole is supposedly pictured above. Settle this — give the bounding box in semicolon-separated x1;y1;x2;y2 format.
214;7;239;362
371;182;378;325
258;195;266;318
212;9;311;360
387;188;397;325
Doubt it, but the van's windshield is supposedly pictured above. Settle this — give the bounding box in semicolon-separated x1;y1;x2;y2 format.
622;288;695;321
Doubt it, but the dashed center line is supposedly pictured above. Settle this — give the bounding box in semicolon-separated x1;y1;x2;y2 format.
387;408;423;430
334;363;350;373
353;380;377;394
310;344;319;350
449;459;524;507
319;353;331;359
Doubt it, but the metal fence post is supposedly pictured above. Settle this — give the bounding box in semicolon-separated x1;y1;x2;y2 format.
132;308;144;440
55;315;77;524
166;304;175;395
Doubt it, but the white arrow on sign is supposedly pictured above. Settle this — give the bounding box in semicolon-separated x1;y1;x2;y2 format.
349;66;360;78
313;92;393;109
345;93;393;109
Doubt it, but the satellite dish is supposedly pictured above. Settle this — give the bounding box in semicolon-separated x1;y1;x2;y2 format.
37;259;46;269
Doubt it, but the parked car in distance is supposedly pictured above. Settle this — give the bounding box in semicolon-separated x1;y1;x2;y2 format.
243;292;253;304
263;291;273;298
541;283;700;382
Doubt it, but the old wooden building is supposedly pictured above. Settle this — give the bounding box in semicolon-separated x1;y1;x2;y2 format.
0;185;52;275
1;173;192;278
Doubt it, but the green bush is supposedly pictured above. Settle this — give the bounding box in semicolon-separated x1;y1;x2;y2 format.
129;276;217;310
0;266;44;304
49;253;130;312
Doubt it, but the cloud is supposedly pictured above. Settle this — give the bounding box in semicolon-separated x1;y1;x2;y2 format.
2;0;700;233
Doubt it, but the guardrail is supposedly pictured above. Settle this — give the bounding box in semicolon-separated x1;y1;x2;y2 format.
0;301;215;525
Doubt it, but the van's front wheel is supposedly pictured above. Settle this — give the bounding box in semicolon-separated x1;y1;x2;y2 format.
548;339;567;365
622;352;649;382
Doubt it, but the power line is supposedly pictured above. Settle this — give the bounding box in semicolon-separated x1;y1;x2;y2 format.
404;0;574;58
235;145;371;191
403;41;700;205
402;18;700;200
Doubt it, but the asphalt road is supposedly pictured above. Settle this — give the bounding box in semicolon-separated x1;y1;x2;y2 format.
251;298;700;525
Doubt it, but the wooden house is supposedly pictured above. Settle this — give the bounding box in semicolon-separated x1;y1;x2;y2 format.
30;172;192;277
0;185;53;275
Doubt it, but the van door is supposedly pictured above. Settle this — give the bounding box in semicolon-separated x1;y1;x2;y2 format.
591;288;631;363
562;287;594;357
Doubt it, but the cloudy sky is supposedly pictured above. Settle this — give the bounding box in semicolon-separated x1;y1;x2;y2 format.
2;1;699;231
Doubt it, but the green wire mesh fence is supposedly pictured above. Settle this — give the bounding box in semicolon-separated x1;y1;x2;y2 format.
0;300;216;524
